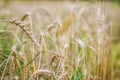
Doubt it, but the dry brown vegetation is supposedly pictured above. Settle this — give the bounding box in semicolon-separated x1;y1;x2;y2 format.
0;1;120;80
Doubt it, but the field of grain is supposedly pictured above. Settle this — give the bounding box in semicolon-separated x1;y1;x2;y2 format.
0;1;120;80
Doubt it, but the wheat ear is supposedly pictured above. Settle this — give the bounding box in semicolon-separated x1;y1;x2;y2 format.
9;51;18;80
56;13;75;37
9;19;40;48
0;17;41;70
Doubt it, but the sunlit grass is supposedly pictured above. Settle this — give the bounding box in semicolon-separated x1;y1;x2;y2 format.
0;1;120;80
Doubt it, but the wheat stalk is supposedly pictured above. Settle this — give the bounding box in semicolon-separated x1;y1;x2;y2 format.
0;15;41;69
9;19;40;48
22;65;27;80
56;13;75;37
9;51;18;80
0;15;40;48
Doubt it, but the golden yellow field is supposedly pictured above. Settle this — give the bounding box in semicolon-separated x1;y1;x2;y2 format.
0;1;120;80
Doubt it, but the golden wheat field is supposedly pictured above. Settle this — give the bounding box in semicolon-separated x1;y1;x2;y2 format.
0;0;120;80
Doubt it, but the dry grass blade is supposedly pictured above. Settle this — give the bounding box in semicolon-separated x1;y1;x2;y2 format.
56;13;75;37
23;52;41;68
0;60;7;68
